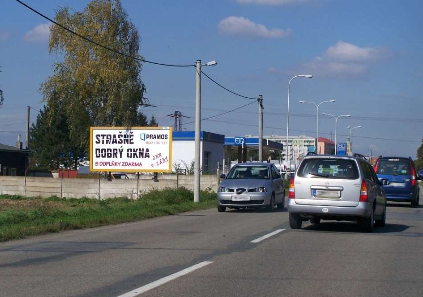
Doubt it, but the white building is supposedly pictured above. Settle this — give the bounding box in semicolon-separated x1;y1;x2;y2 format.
263;135;316;169
172;131;224;174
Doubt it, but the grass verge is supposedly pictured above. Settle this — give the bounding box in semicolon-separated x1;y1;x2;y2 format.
0;188;216;242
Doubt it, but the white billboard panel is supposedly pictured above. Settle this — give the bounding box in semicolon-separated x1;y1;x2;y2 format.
90;127;172;172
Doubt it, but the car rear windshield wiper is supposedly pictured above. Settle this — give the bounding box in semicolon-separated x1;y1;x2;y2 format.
308;173;330;178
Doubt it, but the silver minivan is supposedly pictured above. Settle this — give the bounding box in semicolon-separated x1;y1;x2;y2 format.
288;155;386;232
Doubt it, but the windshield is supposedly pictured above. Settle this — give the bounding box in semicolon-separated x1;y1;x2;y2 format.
226;166;270;179
297;158;359;179
376;159;411;175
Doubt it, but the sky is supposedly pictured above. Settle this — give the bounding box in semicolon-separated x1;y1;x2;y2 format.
1;0;422;158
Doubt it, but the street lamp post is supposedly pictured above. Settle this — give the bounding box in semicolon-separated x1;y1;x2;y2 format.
299;99;335;153
194;60;217;203
347;125;362;141
347;125;361;155
287;74;312;175
322;113;351;155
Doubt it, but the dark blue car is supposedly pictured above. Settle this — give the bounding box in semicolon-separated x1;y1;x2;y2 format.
374;157;420;207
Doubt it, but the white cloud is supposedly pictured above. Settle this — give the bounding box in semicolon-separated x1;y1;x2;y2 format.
272;41;390;78
218;16;291;39
325;41;388;62
236;0;312;5
298;56;368;77
24;23;50;43
0;30;10;41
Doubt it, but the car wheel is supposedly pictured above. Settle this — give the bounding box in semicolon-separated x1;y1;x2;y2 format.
267;194;275;212
217;206;226;212
361;207;374;232
411;198;418;208
289;213;302;229
375;204;386;227
310;218;321;225
277;195;285;210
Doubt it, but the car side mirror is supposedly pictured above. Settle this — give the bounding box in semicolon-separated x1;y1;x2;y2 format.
220;174;226;179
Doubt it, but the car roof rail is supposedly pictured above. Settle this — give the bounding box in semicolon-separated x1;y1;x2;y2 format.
353;153;366;159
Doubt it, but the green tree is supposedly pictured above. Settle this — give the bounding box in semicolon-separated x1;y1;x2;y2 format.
29;104;84;170
0;66;4;108
148;115;158;127
415;143;423;171
41;0;147;155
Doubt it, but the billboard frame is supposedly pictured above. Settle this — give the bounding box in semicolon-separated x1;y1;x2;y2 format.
89;126;172;173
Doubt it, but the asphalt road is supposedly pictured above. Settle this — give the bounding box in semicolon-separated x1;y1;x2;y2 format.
0;186;422;297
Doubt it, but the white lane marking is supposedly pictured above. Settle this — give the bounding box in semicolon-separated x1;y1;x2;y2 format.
251;229;286;243
117;261;213;297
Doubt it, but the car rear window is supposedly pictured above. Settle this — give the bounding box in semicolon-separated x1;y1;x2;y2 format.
376;159;411;175
297;158;359;179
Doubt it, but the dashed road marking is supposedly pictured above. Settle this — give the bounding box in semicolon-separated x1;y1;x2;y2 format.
251;229;286;243
117;261;213;297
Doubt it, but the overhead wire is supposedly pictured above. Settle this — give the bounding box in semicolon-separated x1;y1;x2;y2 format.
14;0;194;68
146;103;423;124
184;101;256;125
203;119;420;143
201;70;257;100
15;1;419;146
15;0;261;101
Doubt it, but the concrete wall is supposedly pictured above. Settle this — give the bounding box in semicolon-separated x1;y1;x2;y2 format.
0;175;219;199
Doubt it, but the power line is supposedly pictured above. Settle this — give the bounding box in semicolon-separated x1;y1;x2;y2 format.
16;0;262;105
29;106;41;113
185;101;256;125
203;119;420;143
148;102;423;124
15;0;194;68
201;70;256;100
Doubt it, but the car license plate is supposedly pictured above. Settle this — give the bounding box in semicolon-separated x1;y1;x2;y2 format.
232;195;250;201
390;182;404;188
313;190;340;199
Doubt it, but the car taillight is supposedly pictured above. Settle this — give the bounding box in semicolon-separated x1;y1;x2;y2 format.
410;161;416;187
289;177;295;199
359;179;368;202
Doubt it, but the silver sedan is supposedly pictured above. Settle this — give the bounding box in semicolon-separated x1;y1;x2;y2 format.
217;163;285;212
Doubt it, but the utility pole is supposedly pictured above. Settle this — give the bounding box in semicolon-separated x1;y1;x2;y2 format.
258;95;263;162
26;106;30;149
193;59;217;203
173;111;180;131
194;60;202;203
167;111;189;131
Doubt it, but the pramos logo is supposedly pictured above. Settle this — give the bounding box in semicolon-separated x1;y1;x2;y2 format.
140;133;168;141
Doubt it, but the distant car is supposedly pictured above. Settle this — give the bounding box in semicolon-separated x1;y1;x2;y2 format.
374;157;420;207
111;172;129;179
288;155;386;232
217;163;285;212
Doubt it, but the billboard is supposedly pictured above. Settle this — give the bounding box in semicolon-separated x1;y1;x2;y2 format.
90;127;172;172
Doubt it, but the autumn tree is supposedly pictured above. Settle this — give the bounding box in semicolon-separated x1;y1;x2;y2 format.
41;0;147;155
